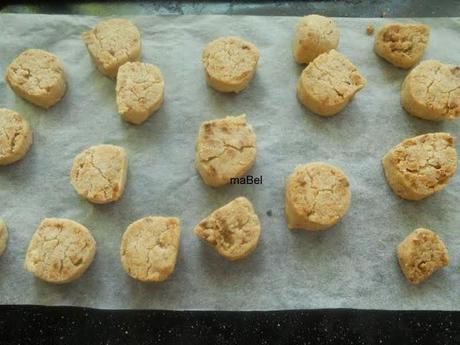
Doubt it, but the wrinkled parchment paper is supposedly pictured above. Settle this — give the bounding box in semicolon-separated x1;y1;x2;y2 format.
0;14;459;310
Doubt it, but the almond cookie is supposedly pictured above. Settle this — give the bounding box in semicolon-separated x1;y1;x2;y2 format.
401;60;460;121
82;18;141;79
292;14;340;64
202;36;260;93
374;23;430;69
297;49;366;116
120;216;180;282
116;62;165;125
24;218;96;284
195;114;256;187
285;162;351;231
382;133;457;200
70;144;128;204
0;109;32;166
397;228;448;284
0;218;8;256
5;49;66;108
194;197;261;261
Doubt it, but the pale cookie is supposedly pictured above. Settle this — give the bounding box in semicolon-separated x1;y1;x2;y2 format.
120;216;180;282
0;108;32;166
292;14;340;64
195;114;256;187
397;228;448;284
382;133;457;200
24;218;96;284
194;197;261;261
285;162;351;231
0;218;8;256
374;23;430;69
116;62;165;125
401;60;460;121
202;36;260;93
70;144;128;204
5;49;66;108
82;18;141;79
297;49;366;116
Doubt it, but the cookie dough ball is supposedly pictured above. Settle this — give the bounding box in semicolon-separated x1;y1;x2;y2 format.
202;36;260;93
285;163;351;231
383;133;457;200
116;62;165;125
297;50;366;116
5;49;66;108
195;114;256;187
194;197;261;261
401;60;460;121
397;228;448;284
292;15;340;64
82;18;141;79
0;218;8;256
70;144;128;204
374;23;430;69
120;216;180;282
24;218;96;284
0;109;32;166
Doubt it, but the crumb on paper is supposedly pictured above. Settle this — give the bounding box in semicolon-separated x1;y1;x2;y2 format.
366;25;374;35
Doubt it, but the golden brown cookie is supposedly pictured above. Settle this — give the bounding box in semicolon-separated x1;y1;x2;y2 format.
0;108;32;166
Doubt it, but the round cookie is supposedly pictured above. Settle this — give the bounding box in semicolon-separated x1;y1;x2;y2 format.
285;162;351;231
82;18;141;79
195;114;256;187
0;218;8;256
382;132;457;200
0;108;32;166
5;49;66;108
292;14;340;64
297;49;366;116
202;36;260;93
70;144;128;204
120;216;181;282
116;62;165;125
24;218;96;284
401;60;460;121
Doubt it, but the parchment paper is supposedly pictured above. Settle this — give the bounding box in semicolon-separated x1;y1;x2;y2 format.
0;14;459;310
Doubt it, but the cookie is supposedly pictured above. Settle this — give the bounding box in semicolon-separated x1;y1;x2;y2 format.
0;218;8;256
292;14;339;64
24;218;96;284
285;162;351;231
195;114;256;187
397;228;448;284
120;216;180;282
70;144;128;204
194;197;261;261
297;49;366;116
202;36;259;93
374;23;430;69
82;18;141;79
401;60;460;121
0;108;32;166
5;49;66;108
382;133;457;200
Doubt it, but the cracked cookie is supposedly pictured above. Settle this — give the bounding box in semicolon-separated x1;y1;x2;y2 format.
194;197;261;261
195;114;256;187
0;218;8;256
82;18;141;79
383;133;457;200
70;144;128;204
24;218;96;284
292;14;339;64
397;228;448;284
285;162;351;231
202;36;259;93
297;49;366;116
0;108;32;166
401;60;460;121
374;23;430;69
120;216;180;282
5;49;66;108
116;61;165;125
